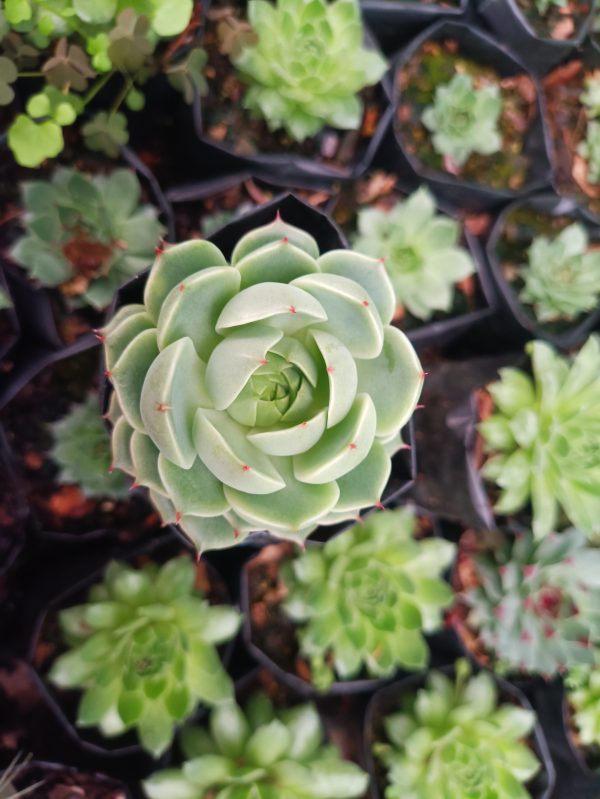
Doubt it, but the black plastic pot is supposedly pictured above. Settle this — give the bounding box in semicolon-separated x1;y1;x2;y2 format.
0;265;19;363
391;21;553;210
0;426;28;578
27;532;235;772
364;664;557;799
5;758;133;799
486;191;600;350
479;0;596;76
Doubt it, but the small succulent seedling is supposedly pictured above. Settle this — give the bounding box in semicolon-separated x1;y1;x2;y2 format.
11;167;163;309
580;74;600;119
479;335;600;539
422;72;502;167
578;120;600;183
281;507;456;690
533;0;566;13
232;0;388;141
518;222;600;322
352;187;475;320
374;659;541;798
48;557;240;757
143;694;369;799
463;529;600;675
50;395;130;499
566;660;600;750
102;214;424;551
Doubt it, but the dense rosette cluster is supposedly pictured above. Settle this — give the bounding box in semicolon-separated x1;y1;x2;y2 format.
463;529;600;675
48;557;240;757
282;508;455;689
144;695;368;799
375;661;540;799
567;661;600;749
103;215;423;551
232;0;388;141
519;223;600;323
479;335;600;539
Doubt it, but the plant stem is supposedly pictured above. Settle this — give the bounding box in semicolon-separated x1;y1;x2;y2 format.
82;71;115;107
111;76;132;115
17;71;44;78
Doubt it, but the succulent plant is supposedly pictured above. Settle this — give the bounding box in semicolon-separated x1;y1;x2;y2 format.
462;529;600;675
281;507;456;690
102;214;424;551
578;120;600;183
143;694;368;799
50;395;130;499
352;187;475;321
48;556;240;757
374;660;541;799
518;222;600;323
566;660;600;749
422;73;503;168
580;73;600;119
231;0;388;142
479;335;600;539
10;167;163;309
533;0;566;13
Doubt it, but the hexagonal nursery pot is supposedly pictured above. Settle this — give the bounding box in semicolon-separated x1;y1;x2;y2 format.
2;758;131;799
364;665;556;799
486;191;600;350
391;21;552;210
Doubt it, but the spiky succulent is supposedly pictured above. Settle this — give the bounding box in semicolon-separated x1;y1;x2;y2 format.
231;0;388;142
102;214;423;551
422;73;502;168
462;529;600;675
566;660;600;749
10;167;163;309
352;187;475;320
518;222;600;323
281;507;456;690
144;694;368;799
48;557;240;757
479;335;600;539
578;120;600;183
50;395;130;499
374;660;541;799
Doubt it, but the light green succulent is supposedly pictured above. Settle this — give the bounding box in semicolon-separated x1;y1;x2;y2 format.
374;660;541;799
281;507;456;690
102;214;424;551
479;335;600;539
566;660;600;749
352;187;475;320
50;396;130;499
463;529;600;675
578;120;600;183
0;286;12;310
232;0;388;142
144;695;368;799
580;74;600;118
10;167;164;309
518;222;600;323
533;0;566;13
48;557;240;757
422;73;503;168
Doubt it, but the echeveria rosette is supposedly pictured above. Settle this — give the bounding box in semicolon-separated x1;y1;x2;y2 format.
479;335;600;539
103;215;424;552
422;73;503;168
10;167;164;310
518;223;600;323
463;529;600;675
48;557;240;757
352;187;475;321
374;661;541;799
281;507;456;690
144;694;368;799
566;660;600;749
231;0;388;142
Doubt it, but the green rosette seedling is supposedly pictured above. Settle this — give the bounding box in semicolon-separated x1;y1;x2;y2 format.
50;395;130;500
518;223;600;323
478;335;600;539
10;167;163;309
578;74;600;183
566;660;600;756
143;694;368;799
461;529;600;675
102;214;424;551
352;187;475;321
48;556;240;757
230;0;387;142
373;660;541;799
281;507;456;690
422;72;502;168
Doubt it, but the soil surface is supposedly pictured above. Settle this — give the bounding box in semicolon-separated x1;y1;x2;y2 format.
516;0;590;40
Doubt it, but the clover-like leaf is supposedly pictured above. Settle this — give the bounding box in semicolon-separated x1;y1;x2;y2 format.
42;37;96;91
82;110;129;157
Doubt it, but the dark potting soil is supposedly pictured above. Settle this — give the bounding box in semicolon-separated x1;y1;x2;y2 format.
395;39;537;190
330;171;486;333
515;0;591;40
543;61;600;220
201;3;386;168
2;346;160;539
12;762;128;799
